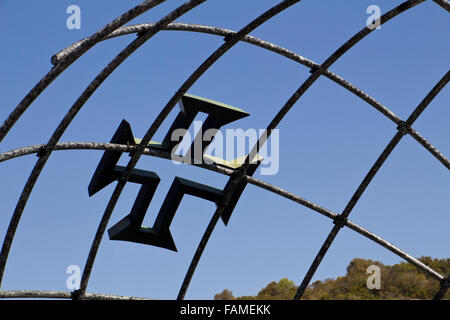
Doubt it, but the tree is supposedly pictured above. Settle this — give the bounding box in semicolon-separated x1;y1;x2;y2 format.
214;257;450;300
214;289;235;300
252;278;297;300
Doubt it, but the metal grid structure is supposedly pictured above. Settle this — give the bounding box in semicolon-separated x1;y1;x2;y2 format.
0;0;448;300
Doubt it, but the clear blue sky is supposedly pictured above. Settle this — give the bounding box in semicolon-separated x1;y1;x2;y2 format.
0;0;448;299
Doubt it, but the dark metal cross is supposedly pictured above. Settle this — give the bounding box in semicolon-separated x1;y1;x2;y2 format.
88;94;257;251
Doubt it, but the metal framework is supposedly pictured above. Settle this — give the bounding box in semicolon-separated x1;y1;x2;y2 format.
0;0;448;300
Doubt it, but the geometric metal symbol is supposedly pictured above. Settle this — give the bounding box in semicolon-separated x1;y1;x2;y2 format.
137;93;250;164
88;122;224;252
92;93;253;168
88;93;259;252
108;176;223;252
87;91;262;253
88;120;141;197
2;0;448;302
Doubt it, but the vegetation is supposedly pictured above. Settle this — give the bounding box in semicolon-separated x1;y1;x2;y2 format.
214;257;450;300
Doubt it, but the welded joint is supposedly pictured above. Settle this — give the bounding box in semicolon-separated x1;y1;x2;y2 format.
434;276;450;300
118;173;130;184
440;277;450;291
36;146;47;158
71;289;81;301
333;214;348;229
309;65;323;74
126;142;135;157
223;34;233;42
218;169;247;207
396;121;410;136
136;30;148;37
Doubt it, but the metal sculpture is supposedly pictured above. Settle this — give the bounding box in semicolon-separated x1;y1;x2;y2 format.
0;0;448;301
87;94;253;253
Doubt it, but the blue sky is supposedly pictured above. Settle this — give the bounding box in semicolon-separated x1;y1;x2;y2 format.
0;0;448;299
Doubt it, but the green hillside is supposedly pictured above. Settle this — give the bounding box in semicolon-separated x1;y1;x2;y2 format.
214;257;450;300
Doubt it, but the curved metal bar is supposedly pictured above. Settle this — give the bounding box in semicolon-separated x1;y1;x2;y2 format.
52;22;450;169
432;0;450;11
54;0;450;63
294;70;450;299
246;0;428;166
0;290;148;300
113;0;445;300
344;220;445;282
75;0;303;301
176;0;447;299
53;23;316;68
207;0;432;299
409;128;449;169
0;140;445;293
1;1;444;300
434;277;450;300
195;0;431;299
0;0;167;144
0;0;207;289
246;176;444;282
324;74;450;170
75;0;227;298
0;143;134;163
0;142;234;176
0;140;445;286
